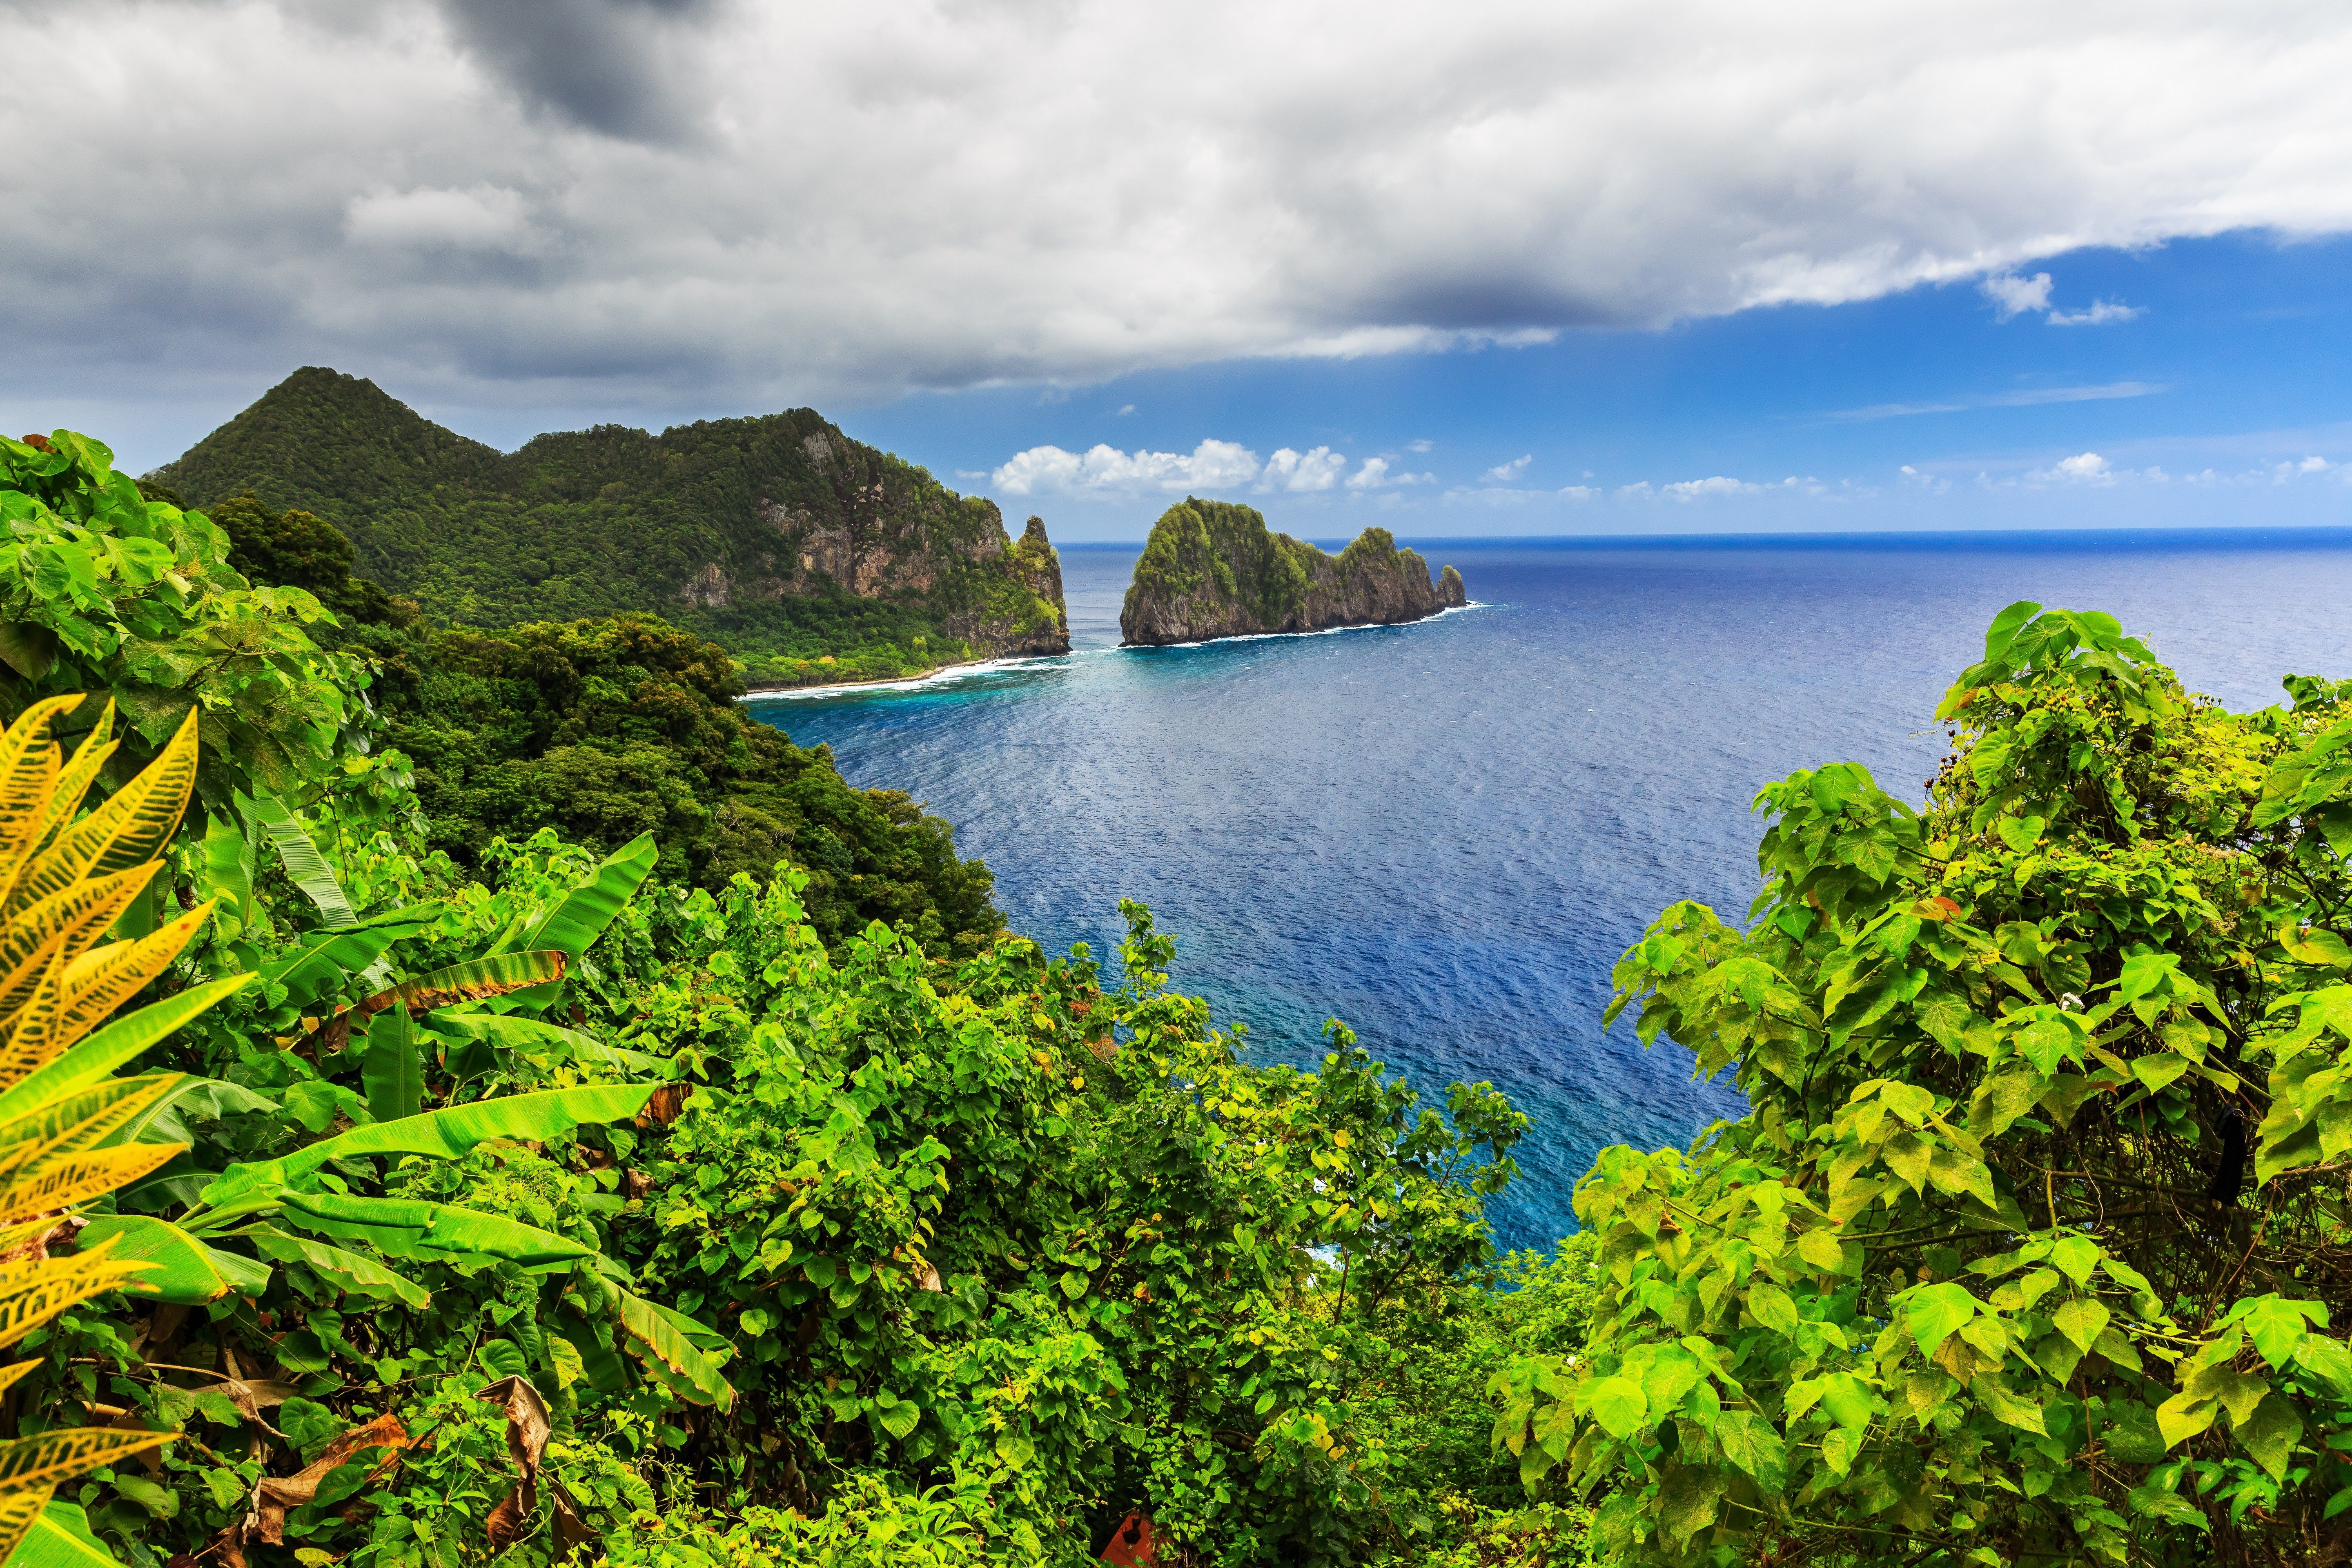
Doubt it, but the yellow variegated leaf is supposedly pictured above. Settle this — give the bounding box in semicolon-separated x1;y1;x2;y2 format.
0;696;82;858
0;717;117;918
0;1140;187;1230
87;707;200;877
12;709;194;917
0;1358;41;1397
0;1076;183;1163
0;1244;157;1350
0;906;216;1087
0;1426;173;1491
0;1484;49;1564
0;866;161;1038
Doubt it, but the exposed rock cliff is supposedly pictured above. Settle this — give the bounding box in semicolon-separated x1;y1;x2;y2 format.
154;368;1071;684
1119;498;1466;647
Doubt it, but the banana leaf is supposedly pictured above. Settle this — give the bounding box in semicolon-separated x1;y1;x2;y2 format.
505;832;657;962
74;1215;234;1305
424;1013;676;1078
350;951;565;1021
617;1289;735;1410
245;1225;431;1310
361;1002;422;1123
239;790;353;929
274;1190;597;1268
202;1083;655;1205
11;1500;114;1568
261;907;437;1007
200;811;257;933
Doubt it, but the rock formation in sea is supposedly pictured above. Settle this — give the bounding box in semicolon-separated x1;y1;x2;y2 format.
1118;497;1466;647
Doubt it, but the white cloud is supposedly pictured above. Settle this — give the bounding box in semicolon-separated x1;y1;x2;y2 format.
1627;474;1826;500
1405;439;1434;453
1981;272;2053;320
992;439;1262;496
6;0;2341;425
2047;300;2145;326
1348;457;1434;490
1115;404;1137;416
2031;451;2117;484
1258;446;1350;492
1982;271;2142;328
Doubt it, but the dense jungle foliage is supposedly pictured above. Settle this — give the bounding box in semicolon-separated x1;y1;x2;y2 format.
20;416;2352;1568
2;428;1607;1568
149;369;1066;688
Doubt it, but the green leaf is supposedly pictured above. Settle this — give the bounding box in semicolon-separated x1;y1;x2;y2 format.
1713;1409;1787;1491
12;1501;118;1568
242;790;355;929
2237;1297;2327;1369
75;1215;232;1305
478;1340;529;1380
1583;1376;1647;1439
1657;1462;1721;1542
273;1190;596;1267
2055;1297;2112;1355
207;1084;654;1200
1982;600;2042;664
2157;1391;2217;1448
2050;1235;2100;1285
548;1337;586;1392
1796;1229;1849;1274
2239;1392;2304;1483
245;1225;431;1310
616;1290;735;1411
1971;1375;2047;1435
361;1002;423;1125
1906;1282;1978;1355
1995;815;2047;854
1745;1279;1800;1335
875;1399;921;1441
2131;1054;2192;1094
200;812;256;931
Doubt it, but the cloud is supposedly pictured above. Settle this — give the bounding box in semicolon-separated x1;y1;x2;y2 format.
7;0;2348;420
1982;270;2142;327
1405;438;1434;453
1115;404;1136;415
1618;474;1825;501
2046;451;2114;483
2047;299;2145;326
1483;454;1533;482
1259;446;1349;492
1981;272;2054;320
344;185;541;252
992;439;1262;496
1830;380;2165;421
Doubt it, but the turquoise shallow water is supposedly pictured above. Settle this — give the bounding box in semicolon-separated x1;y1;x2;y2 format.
748;530;2352;1250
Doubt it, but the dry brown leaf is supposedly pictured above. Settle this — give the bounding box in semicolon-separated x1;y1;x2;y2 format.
635;1083;692;1127
475;1375;552;1557
254;1412;410;1543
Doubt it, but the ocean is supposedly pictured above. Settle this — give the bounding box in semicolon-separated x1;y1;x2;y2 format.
747;530;2352;1251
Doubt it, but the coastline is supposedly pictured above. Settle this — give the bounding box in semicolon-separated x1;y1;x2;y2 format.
1121;599;1486;651
741;654;1060;702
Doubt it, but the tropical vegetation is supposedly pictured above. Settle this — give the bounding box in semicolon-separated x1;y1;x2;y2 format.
13;408;2352;1568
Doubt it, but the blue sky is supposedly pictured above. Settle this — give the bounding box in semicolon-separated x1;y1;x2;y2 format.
854;232;2352;540
11;3;2352;543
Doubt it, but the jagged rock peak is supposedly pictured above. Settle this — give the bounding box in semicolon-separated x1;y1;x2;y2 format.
1119;498;1466;647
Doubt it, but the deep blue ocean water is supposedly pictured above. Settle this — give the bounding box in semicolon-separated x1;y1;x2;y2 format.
748;530;2352;1251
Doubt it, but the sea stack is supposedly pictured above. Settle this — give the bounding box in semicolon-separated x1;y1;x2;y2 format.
1119;497;1466;647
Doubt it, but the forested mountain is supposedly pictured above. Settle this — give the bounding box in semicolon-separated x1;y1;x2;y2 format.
153;368;1069;686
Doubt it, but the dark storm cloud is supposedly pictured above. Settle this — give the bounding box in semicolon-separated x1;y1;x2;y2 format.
433;0;721;141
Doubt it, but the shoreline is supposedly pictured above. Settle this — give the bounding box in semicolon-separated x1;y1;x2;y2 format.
740;653;1060;701
743;604;1489;699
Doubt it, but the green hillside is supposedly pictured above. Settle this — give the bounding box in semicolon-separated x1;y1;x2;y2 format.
152;368;1068;686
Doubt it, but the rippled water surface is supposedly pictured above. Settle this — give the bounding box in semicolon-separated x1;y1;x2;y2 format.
748;530;2352;1249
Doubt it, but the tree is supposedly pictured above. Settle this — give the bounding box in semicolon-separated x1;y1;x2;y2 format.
1503;604;2352;1565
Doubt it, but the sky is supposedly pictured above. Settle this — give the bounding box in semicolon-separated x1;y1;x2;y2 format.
6;0;2351;540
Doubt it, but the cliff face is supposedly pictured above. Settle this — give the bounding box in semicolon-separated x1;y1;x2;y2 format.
1119;499;1466;647
153;368;1071;675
